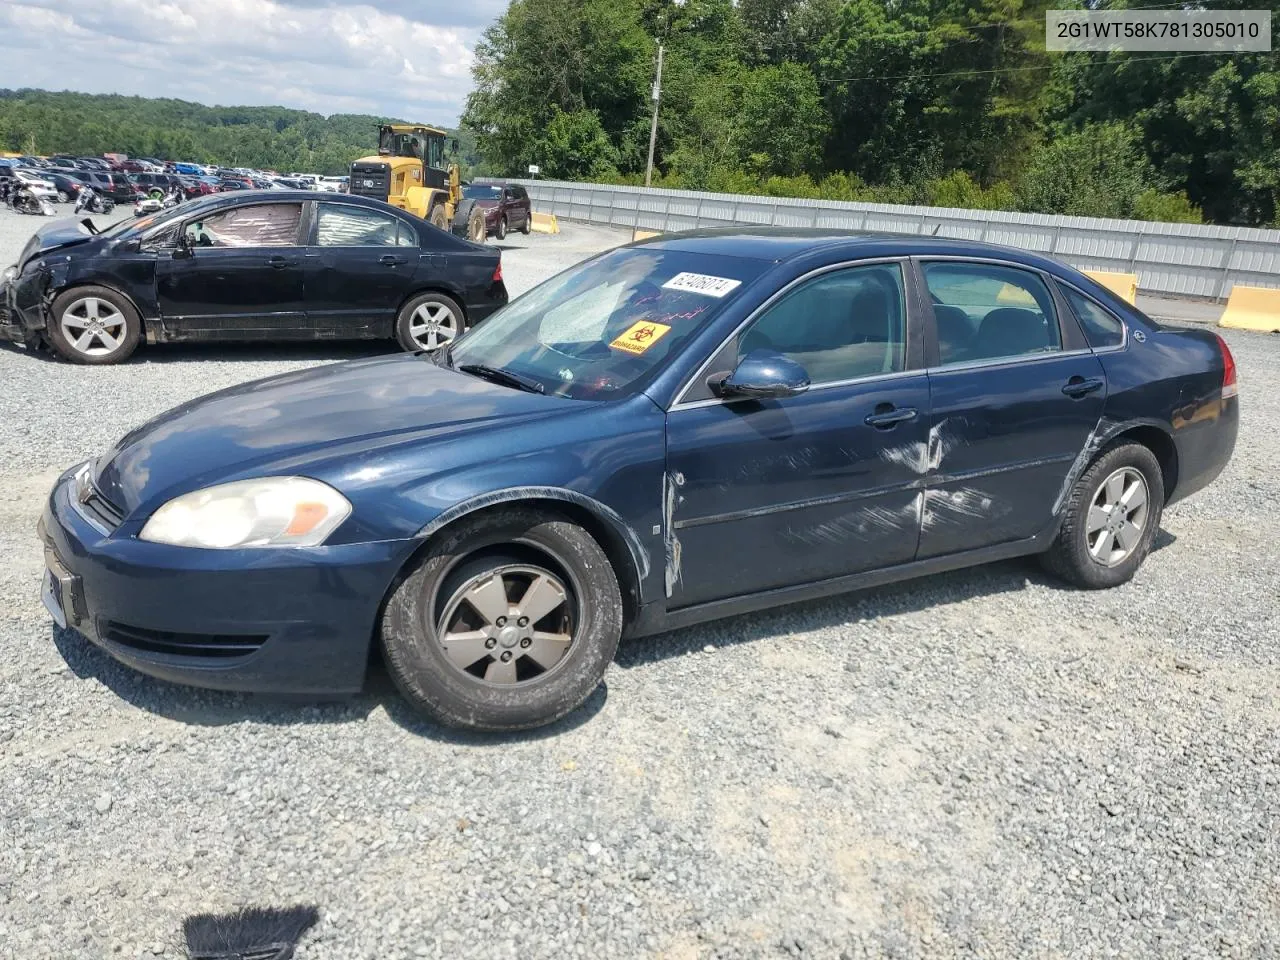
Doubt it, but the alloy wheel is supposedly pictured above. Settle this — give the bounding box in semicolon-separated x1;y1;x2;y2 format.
436;564;575;685
60;297;127;358
1086;467;1149;567
407;300;459;350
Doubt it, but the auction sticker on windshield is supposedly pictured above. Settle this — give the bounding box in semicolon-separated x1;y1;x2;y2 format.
610;321;672;355
662;272;742;297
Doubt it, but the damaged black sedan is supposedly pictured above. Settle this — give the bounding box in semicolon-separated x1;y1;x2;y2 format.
40;230;1238;730
1;191;507;364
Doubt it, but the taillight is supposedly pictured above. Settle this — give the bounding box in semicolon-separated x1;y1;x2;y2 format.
1217;334;1238;399
492;260;503;283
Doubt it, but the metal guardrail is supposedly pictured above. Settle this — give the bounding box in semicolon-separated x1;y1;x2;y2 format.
503;179;1280;302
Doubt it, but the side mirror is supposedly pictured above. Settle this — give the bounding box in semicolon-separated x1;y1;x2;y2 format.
711;350;810;400
172;231;193;258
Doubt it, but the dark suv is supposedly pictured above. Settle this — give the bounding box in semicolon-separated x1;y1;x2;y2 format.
461;182;532;240
130;172;184;198
67;170;136;202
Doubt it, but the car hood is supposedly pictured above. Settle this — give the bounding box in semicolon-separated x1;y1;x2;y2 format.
94;354;577;515
471;198;500;209
16;217;98;268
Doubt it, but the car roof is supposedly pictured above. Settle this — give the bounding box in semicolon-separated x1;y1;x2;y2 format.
633;227;1071;274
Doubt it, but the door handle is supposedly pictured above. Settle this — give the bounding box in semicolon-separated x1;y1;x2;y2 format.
266;255;291;268
864;406;918;429
379;254;409;266
1062;376;1105;398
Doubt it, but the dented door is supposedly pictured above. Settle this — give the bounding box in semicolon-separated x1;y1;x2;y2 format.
664;375;931;609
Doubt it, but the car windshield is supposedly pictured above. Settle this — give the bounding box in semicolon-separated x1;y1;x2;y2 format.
448;248;758;400
463;185;503;200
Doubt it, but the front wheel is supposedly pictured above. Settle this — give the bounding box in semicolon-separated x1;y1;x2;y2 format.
381;508;623;730
395;290;464;353
1041;441;1165;589
428;204;447;231
495;216;507;241
45;286;142;364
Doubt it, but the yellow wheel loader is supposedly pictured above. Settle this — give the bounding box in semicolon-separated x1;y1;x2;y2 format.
349;124;485;242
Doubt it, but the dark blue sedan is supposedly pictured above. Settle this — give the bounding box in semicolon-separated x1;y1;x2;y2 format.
40;230;1239;730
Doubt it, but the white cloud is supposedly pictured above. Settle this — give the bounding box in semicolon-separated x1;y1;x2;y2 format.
0;0;498;124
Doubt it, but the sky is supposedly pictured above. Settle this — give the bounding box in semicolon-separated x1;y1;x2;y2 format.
0;0;511;126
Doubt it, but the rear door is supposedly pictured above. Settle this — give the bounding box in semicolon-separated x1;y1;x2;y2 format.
300;201;423;338
916;258;1106;558
512;186;531;228
155;201;306;340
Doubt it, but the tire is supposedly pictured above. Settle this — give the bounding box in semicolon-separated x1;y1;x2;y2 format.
44;286;142;365
395;290;465;353
381;508;623;730
520;212;532;235
451;199;486;243
57;191;70;203
495;216;507;241
428;204;447;231
1041;440;1165;589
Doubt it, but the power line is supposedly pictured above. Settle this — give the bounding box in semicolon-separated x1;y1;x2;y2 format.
815;50;1251;84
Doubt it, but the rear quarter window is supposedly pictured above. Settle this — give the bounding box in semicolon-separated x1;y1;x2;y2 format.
1062;286;1125;349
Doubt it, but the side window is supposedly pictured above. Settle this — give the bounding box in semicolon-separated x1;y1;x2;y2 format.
924;262;1060;366
1063;286;1125;349
185;203;302;248
735;263;907;386
394;221;419;247
315;203;402;247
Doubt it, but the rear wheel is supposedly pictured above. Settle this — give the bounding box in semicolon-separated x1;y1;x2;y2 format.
429;204;447;231
520;212;532;235
45;286;141;365
381;508;623;730
395;291;464;353
1041;441;1164;589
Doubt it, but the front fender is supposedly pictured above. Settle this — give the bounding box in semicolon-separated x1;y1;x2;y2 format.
418;485;653;593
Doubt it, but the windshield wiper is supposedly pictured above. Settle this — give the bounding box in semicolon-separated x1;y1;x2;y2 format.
457;363;545;395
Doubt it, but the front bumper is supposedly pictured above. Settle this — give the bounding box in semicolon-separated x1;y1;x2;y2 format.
0;274;23;342
1;266;46;342
40;468;415;694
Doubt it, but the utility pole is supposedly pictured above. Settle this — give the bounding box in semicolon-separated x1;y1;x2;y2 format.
644;43;664;188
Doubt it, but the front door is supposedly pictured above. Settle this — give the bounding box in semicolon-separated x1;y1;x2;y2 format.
156;201;306;340
665;261;929;608
917;259;1107;557
301;201;423;338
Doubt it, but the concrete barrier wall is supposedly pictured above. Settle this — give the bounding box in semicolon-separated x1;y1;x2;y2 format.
502;179;1280;302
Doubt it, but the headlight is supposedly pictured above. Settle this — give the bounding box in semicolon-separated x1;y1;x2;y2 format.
139;477;351;549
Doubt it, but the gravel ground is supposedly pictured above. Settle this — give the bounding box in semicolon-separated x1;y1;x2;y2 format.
1;203;1278;959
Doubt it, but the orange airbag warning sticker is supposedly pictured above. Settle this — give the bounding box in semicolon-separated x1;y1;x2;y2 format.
610;321;672;355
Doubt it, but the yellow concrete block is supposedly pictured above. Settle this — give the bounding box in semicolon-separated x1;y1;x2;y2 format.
1083;270;1138;305
1220;284;1280;333
530;211;560;235
996;282;1038;306
632;228;662;242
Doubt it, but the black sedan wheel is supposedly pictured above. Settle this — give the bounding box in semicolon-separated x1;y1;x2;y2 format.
395;291;464;353
45;286;142;364
1042;441;1164;589
381;508;623;730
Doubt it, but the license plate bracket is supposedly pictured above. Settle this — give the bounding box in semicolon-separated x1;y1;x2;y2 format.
42;568;67;628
